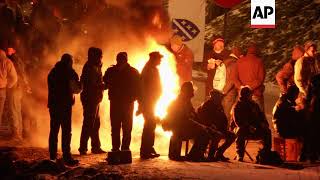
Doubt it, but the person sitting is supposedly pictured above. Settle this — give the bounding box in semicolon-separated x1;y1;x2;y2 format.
272;85;304;138
232;86;272;162
163;82;210;161
197;89;236;161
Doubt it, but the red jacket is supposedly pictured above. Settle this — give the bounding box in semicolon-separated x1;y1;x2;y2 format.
235;53;266;97
173;45;194;85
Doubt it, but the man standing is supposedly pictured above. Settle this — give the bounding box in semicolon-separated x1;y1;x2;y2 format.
48;54;81;165
203;37;229;97
294;41;317;162
221;47;243;122
0;49;17;127
235;43;266;111
5;43;31;141
294;41;317;111
139;51;163;159
170;35;194;85
79;47;106;155
103;52;140;152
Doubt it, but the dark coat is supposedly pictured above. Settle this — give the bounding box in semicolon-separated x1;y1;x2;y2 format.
103;63;140;102
163;95;196;137
80;61;104;105
197;98;228;132
276;61;295;94
272;95;303;138
47;61;80;108
222;56;238;97
232;98;268;129
139;61;162;112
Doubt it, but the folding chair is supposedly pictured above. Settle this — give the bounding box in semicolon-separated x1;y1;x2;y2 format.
234;140;255;162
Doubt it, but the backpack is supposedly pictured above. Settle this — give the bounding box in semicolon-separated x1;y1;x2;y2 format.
256;149;283;166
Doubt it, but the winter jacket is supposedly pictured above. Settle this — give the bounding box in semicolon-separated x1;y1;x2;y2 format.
294;57;316;96
0;50;17;88
235;53;266;97
222;55;238;97
163;95;196;136
276;46;304;94
232;99;268;129
276;61;295;94
47;61;80;108
80;61;104;105
197;98;228;132
103;63;140;102
203;49;230;96
173;45;194;84
8;53;28;89
272;95;303;138
139;61;162;112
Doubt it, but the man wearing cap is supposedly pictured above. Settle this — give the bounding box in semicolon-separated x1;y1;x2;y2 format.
294;41;317;111
232;86;271;162
235;43;266;112
103;52;140;152
170;35;194;85
139;51;163;159
203;37;229;97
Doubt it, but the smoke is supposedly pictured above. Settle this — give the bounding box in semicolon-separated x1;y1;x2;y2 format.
24;0;175;155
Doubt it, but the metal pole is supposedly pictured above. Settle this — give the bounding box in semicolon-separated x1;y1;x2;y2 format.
223;11;228;45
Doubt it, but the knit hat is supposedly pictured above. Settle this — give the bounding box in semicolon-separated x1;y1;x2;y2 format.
212;37;224;46
170;35;183;46
239;86;252;100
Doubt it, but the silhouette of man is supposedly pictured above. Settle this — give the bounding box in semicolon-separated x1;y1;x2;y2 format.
103;52;140;151
48;53;81;165
139;51;163;159
79;47;106;155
